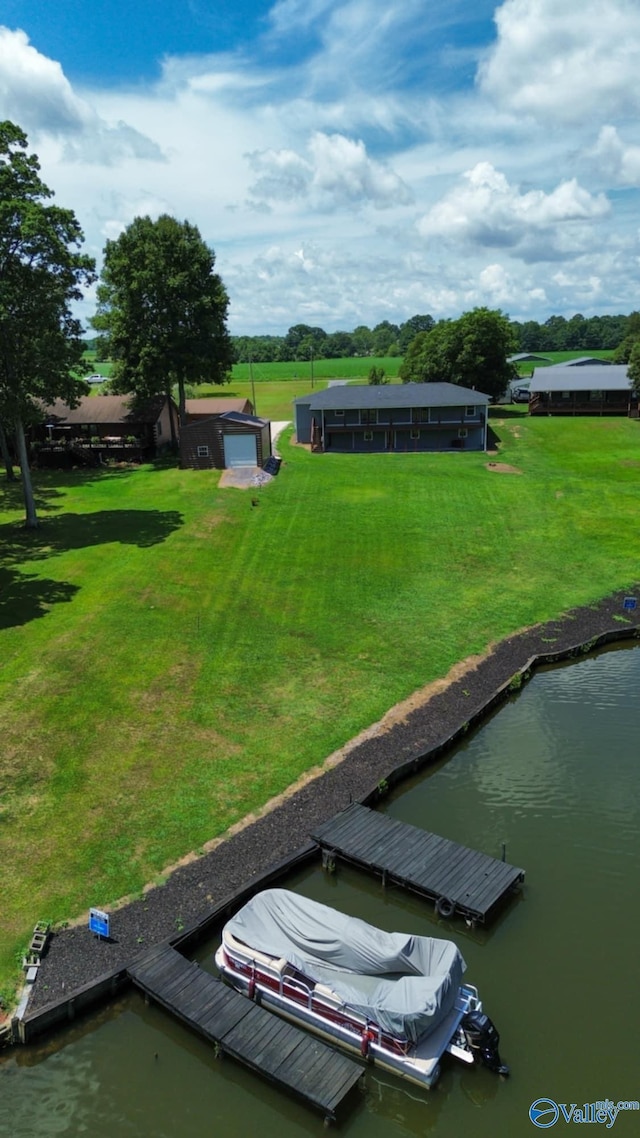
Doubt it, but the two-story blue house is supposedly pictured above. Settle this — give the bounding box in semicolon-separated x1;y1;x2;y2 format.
294;383;490;453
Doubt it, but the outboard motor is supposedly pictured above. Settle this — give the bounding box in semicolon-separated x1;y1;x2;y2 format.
462;1010;510;1076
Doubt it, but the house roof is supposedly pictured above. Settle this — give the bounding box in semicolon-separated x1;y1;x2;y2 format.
508;353;551;363
295;382;490;410
547;356;612;367
186;398;251;415
43;394;170;425
529;365;631;392
219;411;269;427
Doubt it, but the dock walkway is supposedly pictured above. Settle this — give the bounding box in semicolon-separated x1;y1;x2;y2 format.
128;943;362;1123
312;803;524;924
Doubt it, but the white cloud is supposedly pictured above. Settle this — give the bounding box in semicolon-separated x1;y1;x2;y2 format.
0;27;164;163
247;131;413;210
4;7;640;332
478;0;640;125
417;163;609;258
588;126;640;187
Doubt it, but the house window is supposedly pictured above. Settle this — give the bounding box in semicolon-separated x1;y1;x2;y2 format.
197;445;210;457
360;409;377;425
411;407;428;423
157;420;162;436
410;429;420;440
363;430;373;441
465;406;475;416
335;409;344;417
458;428;468;438
589;390;603;400
561;391;571;399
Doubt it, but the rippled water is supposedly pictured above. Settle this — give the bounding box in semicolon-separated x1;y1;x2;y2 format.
2;644;640;1138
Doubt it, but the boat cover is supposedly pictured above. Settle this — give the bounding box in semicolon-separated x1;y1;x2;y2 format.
223;889;466;1043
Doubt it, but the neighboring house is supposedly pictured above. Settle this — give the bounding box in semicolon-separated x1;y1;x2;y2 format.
180;411;272;469
546;356;612;367
507;353;551;364
294;383;490;453
528;365;637;416
185;397;254;421
35;394;178;464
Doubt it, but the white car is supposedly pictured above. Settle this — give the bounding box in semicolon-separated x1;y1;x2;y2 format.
85;374;104;383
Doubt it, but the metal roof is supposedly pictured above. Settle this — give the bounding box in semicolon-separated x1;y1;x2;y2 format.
218;411;269;427
546;356;613;367
507;353;551;363
529;365;631;393
294;382;490;410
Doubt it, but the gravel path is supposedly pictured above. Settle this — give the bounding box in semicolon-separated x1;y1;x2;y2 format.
24;587;639;1016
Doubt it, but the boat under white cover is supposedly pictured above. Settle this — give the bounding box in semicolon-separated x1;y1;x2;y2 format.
214;889;508;1089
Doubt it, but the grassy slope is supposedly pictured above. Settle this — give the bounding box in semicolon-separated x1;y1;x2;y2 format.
1;412;639;996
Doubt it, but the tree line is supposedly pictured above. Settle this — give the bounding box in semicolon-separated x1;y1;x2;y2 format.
223;312;637;363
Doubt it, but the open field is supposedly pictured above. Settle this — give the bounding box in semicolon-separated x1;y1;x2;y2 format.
2;412;639;1001
81;353;401;386
230;356;402;382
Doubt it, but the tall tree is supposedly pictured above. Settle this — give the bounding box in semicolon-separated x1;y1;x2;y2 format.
93;214;233;430
627;341;640;395
399;308;517;401
398;314;435;352
0;121;95;526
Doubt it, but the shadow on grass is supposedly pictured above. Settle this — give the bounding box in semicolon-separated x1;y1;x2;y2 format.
0;567;79;631
1;508;183;630
0;479;65;515
487;424;501;450
1;509;184;563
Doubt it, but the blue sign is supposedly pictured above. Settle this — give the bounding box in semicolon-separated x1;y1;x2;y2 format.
89;908;110;938
623;597;637;612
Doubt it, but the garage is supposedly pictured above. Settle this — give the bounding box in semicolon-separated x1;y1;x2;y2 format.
223;433;258;467
180;411;272;470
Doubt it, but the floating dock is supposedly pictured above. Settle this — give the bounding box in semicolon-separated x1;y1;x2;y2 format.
312;803;524;924
128;943;362;1123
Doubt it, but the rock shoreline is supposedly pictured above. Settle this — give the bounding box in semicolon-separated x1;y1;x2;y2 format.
23;588;640;1018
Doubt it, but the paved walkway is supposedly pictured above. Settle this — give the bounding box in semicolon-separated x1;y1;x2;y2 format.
270;421;291;452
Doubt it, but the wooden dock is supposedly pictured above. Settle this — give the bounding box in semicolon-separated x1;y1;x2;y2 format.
312;803;524;924
128;943;362;1123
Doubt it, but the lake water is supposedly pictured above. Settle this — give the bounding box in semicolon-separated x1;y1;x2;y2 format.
2;643;640;1138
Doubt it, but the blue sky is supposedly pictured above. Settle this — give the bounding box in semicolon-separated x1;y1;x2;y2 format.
1;0;640;333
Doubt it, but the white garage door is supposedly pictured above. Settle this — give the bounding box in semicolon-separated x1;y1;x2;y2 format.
223;433;257;467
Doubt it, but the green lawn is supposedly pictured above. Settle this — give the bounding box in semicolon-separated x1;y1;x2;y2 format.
1;412;639;1002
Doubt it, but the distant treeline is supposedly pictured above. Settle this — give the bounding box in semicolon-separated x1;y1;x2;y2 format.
85;311;640;363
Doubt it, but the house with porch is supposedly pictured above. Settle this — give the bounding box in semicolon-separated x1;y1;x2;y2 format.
528;366;637;416
294;383;490;453
35;394;178;465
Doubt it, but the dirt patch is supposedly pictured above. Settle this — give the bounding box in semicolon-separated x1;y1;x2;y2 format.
486;462;523;474
219;466;262;489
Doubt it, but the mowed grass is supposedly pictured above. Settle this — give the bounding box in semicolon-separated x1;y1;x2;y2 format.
1;413;639;998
